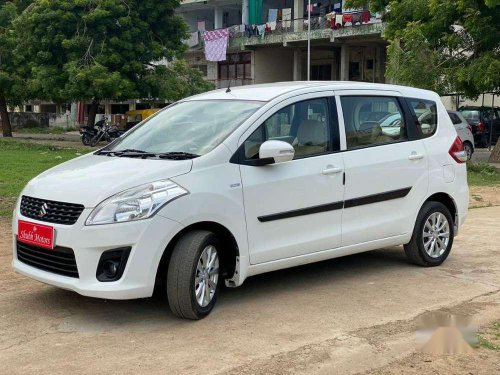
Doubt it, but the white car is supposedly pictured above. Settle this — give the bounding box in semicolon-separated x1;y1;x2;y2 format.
448;111;474;160
12;82;469;319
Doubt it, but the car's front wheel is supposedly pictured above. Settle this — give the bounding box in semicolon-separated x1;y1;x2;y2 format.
167;230;220;319
404;201;454;267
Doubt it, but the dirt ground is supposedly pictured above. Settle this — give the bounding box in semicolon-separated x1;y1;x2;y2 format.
469;185;500;208
0;206;499;374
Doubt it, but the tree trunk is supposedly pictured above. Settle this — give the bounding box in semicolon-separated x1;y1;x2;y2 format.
489;139;500;163
86;99;100;128
0;96;12;137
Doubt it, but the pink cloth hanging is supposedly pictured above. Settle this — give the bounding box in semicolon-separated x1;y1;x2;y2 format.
203;29;229;62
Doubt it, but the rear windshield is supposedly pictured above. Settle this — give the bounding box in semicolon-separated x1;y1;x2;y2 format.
460;110;480;123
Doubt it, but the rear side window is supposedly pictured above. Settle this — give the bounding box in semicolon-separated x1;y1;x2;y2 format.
340;96;407;150
448;112;462;125
407;99;438;138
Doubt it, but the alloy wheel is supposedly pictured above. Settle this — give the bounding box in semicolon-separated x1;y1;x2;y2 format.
422;212;450;258
194;245;219;307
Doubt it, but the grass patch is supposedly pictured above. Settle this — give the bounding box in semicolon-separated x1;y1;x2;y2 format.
467;163;500;186
0;139;90;217
477;322;500;351
15;126;77;134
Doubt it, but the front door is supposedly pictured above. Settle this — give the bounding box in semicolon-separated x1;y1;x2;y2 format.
237;94;345;264
336;91;429;246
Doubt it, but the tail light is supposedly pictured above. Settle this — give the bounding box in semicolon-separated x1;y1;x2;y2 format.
449;136;467;163
477;121;485;133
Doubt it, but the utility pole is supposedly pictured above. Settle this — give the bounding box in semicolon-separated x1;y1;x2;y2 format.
307;0;311;81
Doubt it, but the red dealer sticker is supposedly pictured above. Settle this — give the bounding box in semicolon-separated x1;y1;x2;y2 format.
17;220;54;250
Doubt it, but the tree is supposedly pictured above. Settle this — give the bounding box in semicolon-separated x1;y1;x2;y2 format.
0;0;30;137
345;0;500;98
143;60;214;105
15;0;189;127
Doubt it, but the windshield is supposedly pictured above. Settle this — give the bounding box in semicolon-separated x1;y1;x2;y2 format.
106;100;263;157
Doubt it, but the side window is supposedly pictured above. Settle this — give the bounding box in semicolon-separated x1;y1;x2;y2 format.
449;113;461;125
244;98;331;159
340;96;407;150
407;99;438;138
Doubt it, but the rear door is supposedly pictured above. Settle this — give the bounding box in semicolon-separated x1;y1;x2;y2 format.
235;92;345;264
337;90;429;246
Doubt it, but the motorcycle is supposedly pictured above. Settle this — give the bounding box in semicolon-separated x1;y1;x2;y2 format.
89;122;123;147
80;119;123;146
79;119;104;146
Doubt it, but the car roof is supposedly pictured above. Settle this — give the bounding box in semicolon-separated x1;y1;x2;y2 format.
184;81;438;102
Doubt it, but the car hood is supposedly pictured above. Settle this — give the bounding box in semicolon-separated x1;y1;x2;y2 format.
22;154;193;208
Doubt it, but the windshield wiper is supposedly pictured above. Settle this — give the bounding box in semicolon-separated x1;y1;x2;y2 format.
157;152;200;160
96;149;199;159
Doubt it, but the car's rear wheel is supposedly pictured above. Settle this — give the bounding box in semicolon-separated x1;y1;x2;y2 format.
404;201;454;267
167;230;220;319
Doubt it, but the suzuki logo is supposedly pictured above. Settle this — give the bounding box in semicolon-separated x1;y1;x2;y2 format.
39;203;48;218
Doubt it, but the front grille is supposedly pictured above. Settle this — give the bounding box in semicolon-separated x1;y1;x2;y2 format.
20;196;84;225
16;242;79;278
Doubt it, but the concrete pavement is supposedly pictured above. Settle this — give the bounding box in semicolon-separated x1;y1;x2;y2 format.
0;205;499;374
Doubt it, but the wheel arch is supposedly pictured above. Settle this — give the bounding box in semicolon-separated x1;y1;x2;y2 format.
154;221;240;291
424;192;458;229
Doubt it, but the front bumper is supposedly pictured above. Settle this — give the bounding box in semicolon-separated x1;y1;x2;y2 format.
12;209;183;299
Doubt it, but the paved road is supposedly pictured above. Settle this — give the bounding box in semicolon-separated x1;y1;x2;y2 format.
0;206;499;374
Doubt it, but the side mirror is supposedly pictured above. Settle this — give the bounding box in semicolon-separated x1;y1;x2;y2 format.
259;140;295;165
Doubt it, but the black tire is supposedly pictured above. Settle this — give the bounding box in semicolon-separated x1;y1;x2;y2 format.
404;201;454;267
81;133;92;146
463;141;473;160
166;230;220;320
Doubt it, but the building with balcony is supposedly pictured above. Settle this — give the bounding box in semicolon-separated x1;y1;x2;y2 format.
178;0;388;89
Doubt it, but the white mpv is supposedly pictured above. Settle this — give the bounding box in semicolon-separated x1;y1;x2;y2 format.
12;82;469;319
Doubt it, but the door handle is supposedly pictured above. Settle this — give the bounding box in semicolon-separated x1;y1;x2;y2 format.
408;152;424;161
322;166;343;175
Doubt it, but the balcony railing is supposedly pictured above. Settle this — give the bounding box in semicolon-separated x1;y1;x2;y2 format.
187;15;384;50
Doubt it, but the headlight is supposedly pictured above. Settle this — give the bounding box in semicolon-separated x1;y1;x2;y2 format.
86;180;188;225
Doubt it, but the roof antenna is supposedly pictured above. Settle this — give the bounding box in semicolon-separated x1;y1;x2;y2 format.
226;78;231;93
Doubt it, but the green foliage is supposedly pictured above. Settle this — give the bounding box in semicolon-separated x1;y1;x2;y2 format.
467;162;500;186
0;139;91;217
345;0;500;97
15;0;188;102
144;60;215;103
0;1;30;105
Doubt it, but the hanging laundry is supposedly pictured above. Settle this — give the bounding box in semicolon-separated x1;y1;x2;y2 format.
269;21;277;30
186;31;199;48
333;1;342;12
361;10;371;23
197;21;206;32
335;14;343;25
352;12;362;25
282;8;292;28
239;24;245;33
203;29;229;62
256;24;266;39
268;8;278;23
342;13;353;24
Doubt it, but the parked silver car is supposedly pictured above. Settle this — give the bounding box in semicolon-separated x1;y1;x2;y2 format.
448;111;474;160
